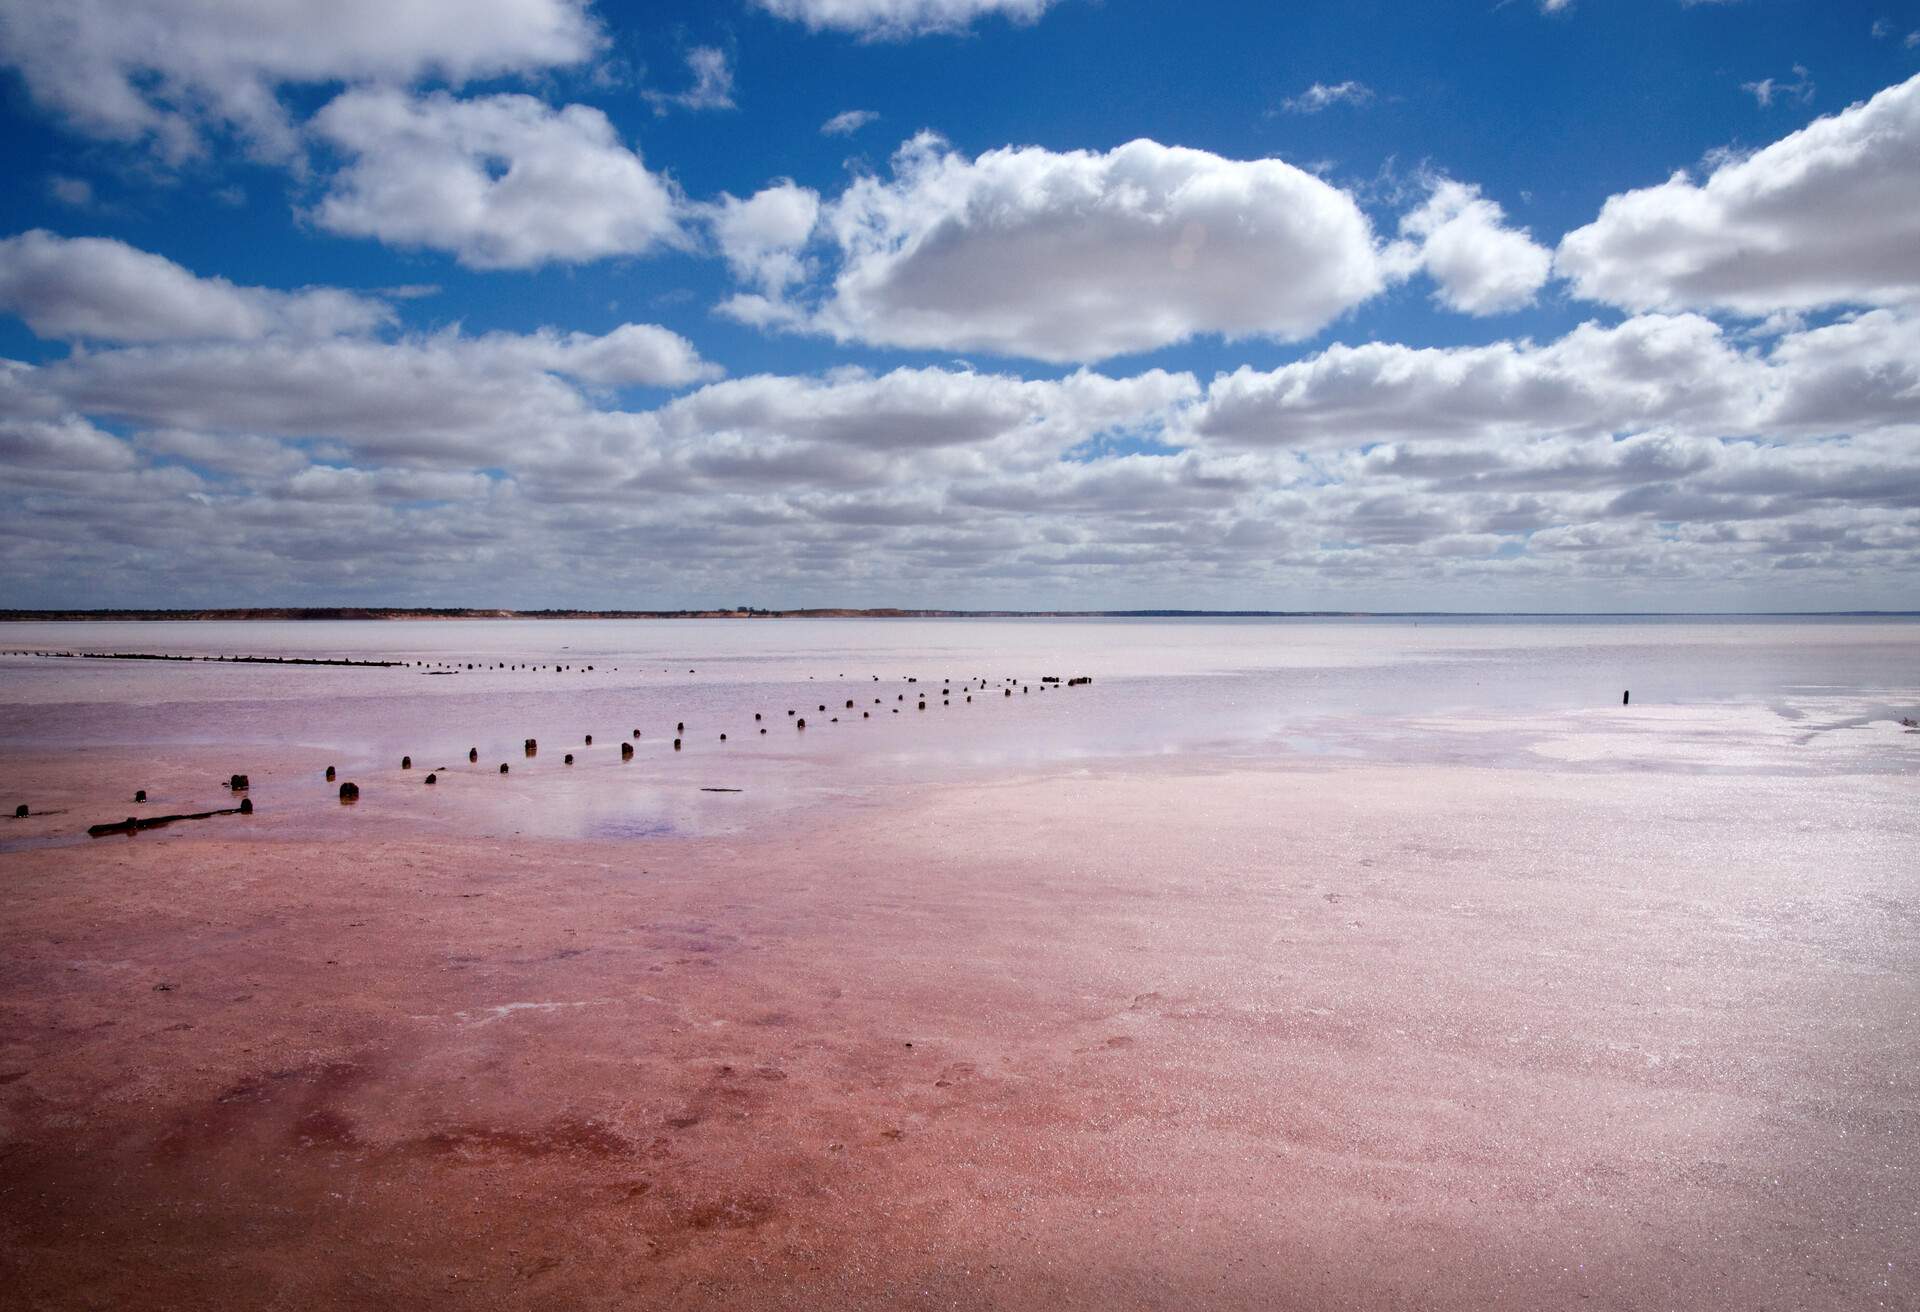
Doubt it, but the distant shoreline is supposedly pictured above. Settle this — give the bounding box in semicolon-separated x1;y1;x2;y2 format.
0;608;1915;622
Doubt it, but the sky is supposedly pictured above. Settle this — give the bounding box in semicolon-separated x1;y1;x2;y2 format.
0;0;1917;612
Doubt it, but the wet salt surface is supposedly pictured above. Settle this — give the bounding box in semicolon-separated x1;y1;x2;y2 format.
2;616;1916;848
8;620;1917;1312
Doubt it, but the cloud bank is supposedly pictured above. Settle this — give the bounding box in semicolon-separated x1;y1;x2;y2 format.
0;0;599;160
4;230;1914;608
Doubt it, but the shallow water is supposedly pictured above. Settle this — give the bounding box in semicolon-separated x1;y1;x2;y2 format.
2;616;1916;845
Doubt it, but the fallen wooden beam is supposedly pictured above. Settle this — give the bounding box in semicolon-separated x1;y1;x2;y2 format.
88;801;252;837
71;652;401;667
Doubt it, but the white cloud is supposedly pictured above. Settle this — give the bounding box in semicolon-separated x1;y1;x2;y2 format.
713;292;810;331
0;359;53;422
283;464;498;503
0;229;393;343
753;0;1055;40
484;323;722;389
822;109;881;136
46;176;95;208
658;366;1195;456
709;181;822;299
1758;309;1920;434
136;427;311;479
310;89;684;270
36;323;715;461
1741;65;1813;108
1392;180;1552;316
644;47;736;115
0;0;599;161
1282;81;1374;114
1557;73;1920;316
1186;313;1769;450
809;133;1387;363
0;413;138;472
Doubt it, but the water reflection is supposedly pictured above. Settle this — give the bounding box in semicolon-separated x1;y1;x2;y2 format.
2;617;1915;845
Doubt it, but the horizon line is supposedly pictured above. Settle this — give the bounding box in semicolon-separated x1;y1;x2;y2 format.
2;607;1917;621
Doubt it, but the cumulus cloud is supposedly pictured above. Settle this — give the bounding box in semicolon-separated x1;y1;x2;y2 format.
0;0;599;161
481;323;723;388
1283;81;1373;113
710;182;821;299
38;336;584;466
658;366;1195;457
1392;180;1552;315
822;109;881;136
1187;313;1769;450
1557;73;1920;315
282;463;499;503
1757;309;1920;434
807;133;1387;363
35;323;715;464
0;413;138;472
644;47;736;115
0;229;393;342
753;0;1055;40
135;427;311;479
310;89;684;269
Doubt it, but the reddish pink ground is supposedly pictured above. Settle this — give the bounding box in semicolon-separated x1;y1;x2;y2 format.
2;759;1916;1309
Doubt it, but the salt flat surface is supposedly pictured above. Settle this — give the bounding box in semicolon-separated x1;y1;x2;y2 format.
1;617;1916;1308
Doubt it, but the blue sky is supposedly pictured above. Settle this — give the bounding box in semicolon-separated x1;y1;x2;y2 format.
0;0;1917;610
